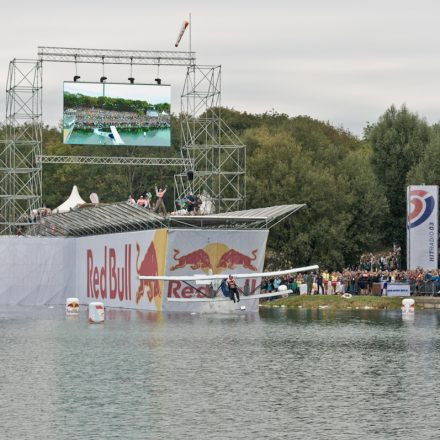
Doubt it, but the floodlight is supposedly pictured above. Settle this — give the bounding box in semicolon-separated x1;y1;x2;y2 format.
155;78;162;85
128;77;135;84
100;76;107;83
73;75;81;82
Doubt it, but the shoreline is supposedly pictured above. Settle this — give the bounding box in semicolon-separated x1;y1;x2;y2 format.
260;295;440;310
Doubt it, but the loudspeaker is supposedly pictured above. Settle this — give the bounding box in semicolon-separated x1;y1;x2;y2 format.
187;170;194;181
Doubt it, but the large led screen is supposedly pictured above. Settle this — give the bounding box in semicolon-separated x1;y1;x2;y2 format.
63;82;171;147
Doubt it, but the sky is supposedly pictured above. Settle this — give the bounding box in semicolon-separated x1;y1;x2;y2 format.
1;0;440;136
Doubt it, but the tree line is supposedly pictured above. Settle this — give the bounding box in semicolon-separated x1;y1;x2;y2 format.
2;104;435;269
64;92;171;114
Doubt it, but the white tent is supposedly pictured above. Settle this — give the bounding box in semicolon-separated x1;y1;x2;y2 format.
53;185;86;213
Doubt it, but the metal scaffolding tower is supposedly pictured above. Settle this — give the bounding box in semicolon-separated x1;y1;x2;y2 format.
0;59;42;235
175;65;246;213
0;46;246;233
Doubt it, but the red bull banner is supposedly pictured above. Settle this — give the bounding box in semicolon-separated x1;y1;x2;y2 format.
76;229;168;311
407;185;438;270
0;228;269;309
163;229;268;312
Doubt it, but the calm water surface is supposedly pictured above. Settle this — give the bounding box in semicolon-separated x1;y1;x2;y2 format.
68;128;170;146
1;306;440;439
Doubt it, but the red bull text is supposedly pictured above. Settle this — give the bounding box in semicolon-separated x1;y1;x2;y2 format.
87;245;132;301
167;279;258;298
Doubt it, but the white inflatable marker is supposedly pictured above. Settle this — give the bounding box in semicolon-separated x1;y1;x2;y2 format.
89;302;105;323
402;298;415;314
66;297;79;315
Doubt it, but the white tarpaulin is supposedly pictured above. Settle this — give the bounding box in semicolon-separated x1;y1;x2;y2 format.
0;237;75;305
407;185;438;270
53;185;86;213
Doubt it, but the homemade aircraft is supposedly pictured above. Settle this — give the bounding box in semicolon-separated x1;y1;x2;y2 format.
139;265;319;308
93;126;125;145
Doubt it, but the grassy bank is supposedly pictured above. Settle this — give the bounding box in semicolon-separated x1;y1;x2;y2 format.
261;295;407;310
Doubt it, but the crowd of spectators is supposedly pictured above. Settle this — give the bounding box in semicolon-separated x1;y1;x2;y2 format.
72;108;170;130
261;267;440;297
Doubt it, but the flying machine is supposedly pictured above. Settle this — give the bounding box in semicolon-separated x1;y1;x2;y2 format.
93;126;124;145
139;265;319;311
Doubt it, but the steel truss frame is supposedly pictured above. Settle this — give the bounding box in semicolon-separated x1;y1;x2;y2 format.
39;155;193;167
0;59;42;235
1;47;246;233
38;47;196;66
174;65;246;213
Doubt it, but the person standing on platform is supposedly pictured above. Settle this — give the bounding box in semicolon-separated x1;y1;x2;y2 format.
154;185;167;216
227;275;240;303
144;192;152;209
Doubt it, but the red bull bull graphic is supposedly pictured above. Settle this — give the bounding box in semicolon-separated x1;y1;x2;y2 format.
218;249;258;271
170;248;212;271
135;242;160;304
169;242;260;274
134;229;167;310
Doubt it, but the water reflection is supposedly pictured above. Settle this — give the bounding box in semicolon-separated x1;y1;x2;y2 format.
1;306;440;439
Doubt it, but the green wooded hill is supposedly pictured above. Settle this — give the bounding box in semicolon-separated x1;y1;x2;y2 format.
7;104;436;270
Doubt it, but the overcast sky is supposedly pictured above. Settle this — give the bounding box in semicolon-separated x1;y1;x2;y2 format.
1;0;440;136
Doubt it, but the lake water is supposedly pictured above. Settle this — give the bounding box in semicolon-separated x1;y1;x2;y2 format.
1;306;440;439
67;128;170;147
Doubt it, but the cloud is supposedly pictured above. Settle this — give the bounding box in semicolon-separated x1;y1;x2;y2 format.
1;0;440;135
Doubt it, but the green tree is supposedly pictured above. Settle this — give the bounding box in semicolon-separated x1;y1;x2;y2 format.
364;105;430;252
245;121;387;270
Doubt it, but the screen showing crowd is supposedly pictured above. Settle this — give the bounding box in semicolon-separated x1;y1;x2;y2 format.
63;82;171;147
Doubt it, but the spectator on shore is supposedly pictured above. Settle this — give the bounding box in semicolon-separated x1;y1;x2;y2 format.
137;195;145;207
317;272;324;295
128;195;136;206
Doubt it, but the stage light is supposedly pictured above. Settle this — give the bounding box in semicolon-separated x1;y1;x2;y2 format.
187;170;194;181
73;75;81;82
155;78;161;85
128;77;135;84
100;76;107;83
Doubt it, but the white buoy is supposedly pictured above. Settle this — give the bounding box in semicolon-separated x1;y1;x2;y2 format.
89;302;105;323
66;297;79;315
402;298;415;314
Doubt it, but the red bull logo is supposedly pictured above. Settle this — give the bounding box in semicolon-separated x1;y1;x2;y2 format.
170;242;259;274
135;242;160;304
170;248;211;271
134;229;168;309
87;245;132;301
217;249;257;271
